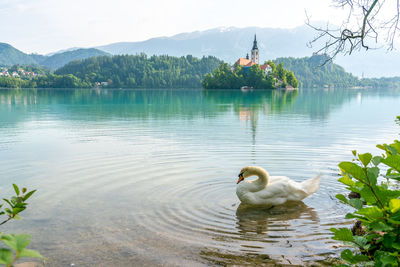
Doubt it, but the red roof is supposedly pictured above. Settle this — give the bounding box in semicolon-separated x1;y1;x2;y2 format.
235;58;252;66
260;64;271;70
245;61;256;67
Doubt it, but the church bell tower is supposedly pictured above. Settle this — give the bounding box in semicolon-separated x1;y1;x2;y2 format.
251;34;259;64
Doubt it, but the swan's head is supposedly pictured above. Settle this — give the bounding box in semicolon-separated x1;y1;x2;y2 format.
237;166;264;184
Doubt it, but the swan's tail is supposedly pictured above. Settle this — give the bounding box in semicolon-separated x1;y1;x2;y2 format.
301;173;322;195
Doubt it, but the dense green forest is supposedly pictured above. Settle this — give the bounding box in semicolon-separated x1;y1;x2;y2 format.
201;61;298;89
360;76;400;88
274;54;360;88
0;54;222;88
55;54;222;88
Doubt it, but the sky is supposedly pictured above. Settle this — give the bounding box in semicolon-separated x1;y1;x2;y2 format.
0;0;349;54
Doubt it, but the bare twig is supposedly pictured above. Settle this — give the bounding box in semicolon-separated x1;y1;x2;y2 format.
307;0;400;61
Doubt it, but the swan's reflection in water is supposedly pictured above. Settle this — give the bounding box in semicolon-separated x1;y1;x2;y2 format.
235;201;319;236
201;202;326;265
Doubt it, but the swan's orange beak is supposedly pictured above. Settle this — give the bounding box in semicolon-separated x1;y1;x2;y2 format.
237;174;244;184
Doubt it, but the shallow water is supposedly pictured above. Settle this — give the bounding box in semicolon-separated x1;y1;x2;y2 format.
1;88;399;266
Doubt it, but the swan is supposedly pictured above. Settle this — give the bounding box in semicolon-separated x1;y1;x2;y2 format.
236;166;321;206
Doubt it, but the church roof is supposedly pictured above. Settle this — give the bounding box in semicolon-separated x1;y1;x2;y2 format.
235;58;252;66
245;61;256;67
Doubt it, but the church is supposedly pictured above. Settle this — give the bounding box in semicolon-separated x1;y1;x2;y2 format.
234;35;272;74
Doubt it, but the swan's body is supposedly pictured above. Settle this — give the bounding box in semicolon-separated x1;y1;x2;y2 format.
236;166;321;206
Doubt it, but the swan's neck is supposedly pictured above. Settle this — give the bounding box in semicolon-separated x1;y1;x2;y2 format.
252;168;269;187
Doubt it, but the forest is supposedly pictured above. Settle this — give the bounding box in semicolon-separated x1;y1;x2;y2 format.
0;54;222;89
55;54;222;88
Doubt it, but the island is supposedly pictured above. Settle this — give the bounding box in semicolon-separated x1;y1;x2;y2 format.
201;35;299;90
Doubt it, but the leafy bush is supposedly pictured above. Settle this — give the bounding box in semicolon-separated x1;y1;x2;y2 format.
0;184;44;266
332;116;400;266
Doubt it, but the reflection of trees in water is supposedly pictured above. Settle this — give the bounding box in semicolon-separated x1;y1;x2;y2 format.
1;88;399;128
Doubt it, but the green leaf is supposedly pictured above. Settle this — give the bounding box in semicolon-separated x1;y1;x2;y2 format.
22;190;36;201
377;144;386;151
381;154;400;172
353;236;368;247
12;207;25;215
359;187;377;204
359;153;372;167
339;161;367;181
389;198;400;213
367;167;379;185
372;156;382;166
0;248;12;265
338;176;355;186
370;221;394;232
377;188;400;205
391;210;400;221
352;150;357;156
330;228;353;242
12;184;20;196
336;194;348;204
19;248;44;259
348;198;363;209
345;213;365;220
341;249;354;262
357;206;383;220
375;251;398;266
340;249;368;264
1;234;31;251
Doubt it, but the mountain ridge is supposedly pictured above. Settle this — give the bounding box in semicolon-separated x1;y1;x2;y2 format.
0;43;109;70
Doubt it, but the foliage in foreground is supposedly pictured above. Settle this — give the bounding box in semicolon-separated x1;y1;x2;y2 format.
0;185;43;266
332;116;400;266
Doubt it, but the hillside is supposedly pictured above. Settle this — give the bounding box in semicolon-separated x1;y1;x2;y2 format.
0;43;110;70
0;43;37;66
274;55;360;88
39;48;110;70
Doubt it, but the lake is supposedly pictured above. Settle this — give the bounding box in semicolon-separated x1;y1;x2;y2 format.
1;88;399;266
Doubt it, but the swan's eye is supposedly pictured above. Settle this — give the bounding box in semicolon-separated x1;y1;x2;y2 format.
238;172;244;177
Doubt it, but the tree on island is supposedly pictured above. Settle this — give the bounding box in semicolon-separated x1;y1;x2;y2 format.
201;61;298;89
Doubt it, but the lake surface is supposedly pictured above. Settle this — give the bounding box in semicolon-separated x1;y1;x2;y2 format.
1;88;399;266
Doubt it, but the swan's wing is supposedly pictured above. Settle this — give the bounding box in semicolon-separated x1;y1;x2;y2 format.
255;180;309;201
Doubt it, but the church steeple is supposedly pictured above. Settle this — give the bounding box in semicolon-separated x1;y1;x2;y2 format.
251;34;259;64
252;34;258;50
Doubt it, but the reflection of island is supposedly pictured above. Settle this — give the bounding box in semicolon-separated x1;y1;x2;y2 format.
1;88;398;129
235;202;319;236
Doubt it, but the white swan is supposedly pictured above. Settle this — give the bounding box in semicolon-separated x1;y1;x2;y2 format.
236;166;321;206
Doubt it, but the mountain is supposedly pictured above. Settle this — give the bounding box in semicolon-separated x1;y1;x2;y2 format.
0;43;38;66
38;48;110;70
96;25;400;78
46;47;82;56
0;43;109;70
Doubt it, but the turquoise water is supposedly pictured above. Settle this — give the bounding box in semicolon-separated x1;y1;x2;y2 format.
0;88;399;266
